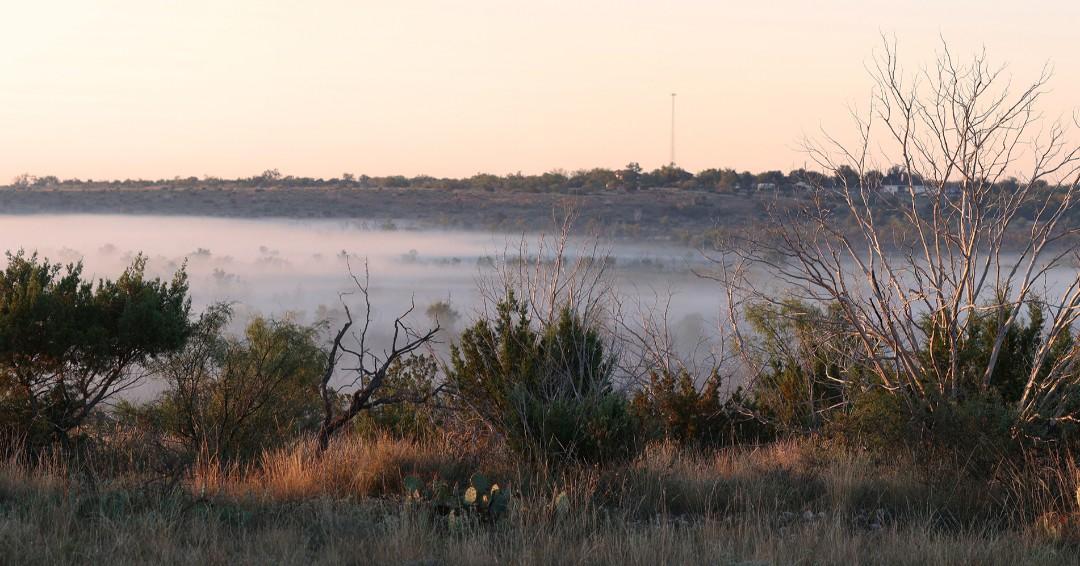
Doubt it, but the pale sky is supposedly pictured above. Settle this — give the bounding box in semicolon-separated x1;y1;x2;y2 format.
1;1;1078;181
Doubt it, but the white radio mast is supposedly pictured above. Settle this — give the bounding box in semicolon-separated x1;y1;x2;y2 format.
670;93;677;166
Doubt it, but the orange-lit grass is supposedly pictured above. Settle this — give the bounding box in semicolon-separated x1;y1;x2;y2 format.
1;435;1078;565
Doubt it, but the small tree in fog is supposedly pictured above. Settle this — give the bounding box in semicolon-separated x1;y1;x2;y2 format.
425;299;460;334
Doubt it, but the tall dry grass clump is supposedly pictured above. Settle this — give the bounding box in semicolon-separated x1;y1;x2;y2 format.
189;433;499;502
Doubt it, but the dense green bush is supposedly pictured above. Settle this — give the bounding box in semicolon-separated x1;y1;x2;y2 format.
0;251;191;448
738;295;1049;455
352;353;443;440
122;305;325;461
826;386;910;451
741;294;1080;453
743;299;859;433
448;292;640;464
908;297;1079;450
631;369;771;446
918;298;1049;404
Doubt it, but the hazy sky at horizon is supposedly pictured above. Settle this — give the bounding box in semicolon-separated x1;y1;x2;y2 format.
2;1;1078;181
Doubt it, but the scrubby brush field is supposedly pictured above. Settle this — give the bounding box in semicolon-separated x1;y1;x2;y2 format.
2;435;1078;565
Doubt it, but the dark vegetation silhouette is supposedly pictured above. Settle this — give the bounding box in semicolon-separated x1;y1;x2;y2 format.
6;162;1058;197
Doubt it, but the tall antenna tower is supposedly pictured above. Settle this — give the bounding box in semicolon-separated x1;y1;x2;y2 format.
670;93;677;166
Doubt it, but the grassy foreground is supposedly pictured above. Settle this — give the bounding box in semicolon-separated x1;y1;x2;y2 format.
1;435;1078;565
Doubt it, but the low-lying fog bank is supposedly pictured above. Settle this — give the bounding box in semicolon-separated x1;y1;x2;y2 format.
0;214;725;396
5;214;1080;402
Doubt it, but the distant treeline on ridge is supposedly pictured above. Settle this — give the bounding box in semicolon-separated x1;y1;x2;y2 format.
8;163;1049;194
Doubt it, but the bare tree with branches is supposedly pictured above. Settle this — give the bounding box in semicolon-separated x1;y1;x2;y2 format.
316;260;440;451
479;207;615;329
713;37;1080;435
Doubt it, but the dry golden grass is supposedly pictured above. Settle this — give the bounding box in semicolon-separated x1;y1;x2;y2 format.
1;434;1078;565
191;434;492;501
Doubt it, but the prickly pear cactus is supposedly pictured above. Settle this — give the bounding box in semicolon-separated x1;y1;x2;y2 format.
470;474;491;500
399;472;512;524
403;475;425;501
488;483;510;519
